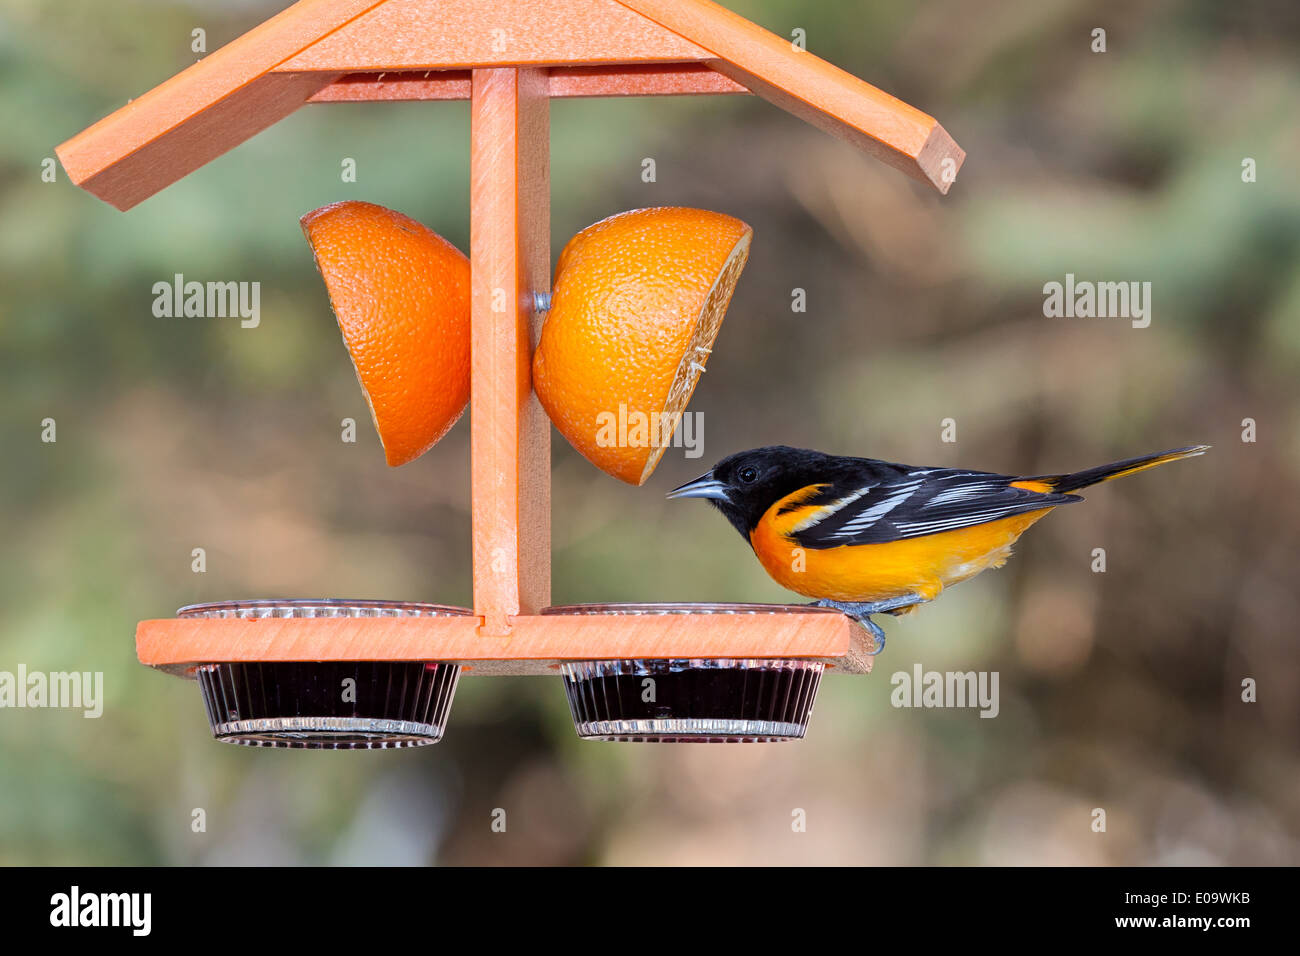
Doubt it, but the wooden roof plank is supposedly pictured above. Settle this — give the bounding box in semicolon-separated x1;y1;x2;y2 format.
55;0;384;209
57;0;964;209
68;72;341;211
615;0;964;192
278;0;713;72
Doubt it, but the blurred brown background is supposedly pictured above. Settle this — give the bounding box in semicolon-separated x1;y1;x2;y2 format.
1;0;1297;864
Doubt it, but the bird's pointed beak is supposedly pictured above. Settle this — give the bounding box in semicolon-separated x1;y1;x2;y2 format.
666;471;731;502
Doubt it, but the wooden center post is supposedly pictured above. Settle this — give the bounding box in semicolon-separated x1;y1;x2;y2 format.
469;68;553;636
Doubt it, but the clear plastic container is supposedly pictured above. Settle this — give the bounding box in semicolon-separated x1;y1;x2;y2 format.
180;600;469;749
545;603;825;742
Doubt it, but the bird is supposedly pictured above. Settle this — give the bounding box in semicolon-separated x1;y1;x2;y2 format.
667;444;1209;653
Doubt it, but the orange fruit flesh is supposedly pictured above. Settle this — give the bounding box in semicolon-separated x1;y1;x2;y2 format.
300;201;471;467
533;207;752;485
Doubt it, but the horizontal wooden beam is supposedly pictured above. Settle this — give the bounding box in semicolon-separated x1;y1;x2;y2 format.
549;62;746;97
306;63;748;102
136;607;875;676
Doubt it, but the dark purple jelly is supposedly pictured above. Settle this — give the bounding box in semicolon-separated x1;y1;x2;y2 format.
196;661;459;749
547;603;827;742
561;658;823;742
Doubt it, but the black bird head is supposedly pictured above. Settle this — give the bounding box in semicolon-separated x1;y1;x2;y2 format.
666;445;845;538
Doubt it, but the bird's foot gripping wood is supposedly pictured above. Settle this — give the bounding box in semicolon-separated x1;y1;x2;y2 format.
813;595;927;654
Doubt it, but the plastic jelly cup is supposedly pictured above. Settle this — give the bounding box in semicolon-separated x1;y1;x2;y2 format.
544;603;826;742
178;599;469;749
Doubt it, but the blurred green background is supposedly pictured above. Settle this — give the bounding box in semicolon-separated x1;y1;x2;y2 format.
2;0;1298;865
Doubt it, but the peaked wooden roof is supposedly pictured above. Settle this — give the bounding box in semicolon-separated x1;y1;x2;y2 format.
57;0;964;210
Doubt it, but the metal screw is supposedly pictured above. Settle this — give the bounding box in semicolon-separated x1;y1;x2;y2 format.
531;291;553;313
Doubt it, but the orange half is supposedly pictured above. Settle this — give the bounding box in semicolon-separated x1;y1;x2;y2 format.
301;200;471;467
533;207;752;485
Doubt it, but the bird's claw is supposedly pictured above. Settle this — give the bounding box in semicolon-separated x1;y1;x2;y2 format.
811;595;927;655
860;615;887;655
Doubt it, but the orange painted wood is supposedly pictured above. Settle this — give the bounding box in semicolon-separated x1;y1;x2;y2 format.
310;70;473;102
59;0;963;209
55;0;384;210
306;63;748;102
616;0;964;193
547;62;746;97
470;68;552;636
135;609;873;675
64;72;342;211
279;0;711;72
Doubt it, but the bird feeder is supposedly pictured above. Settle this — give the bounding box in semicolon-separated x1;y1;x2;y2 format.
58;0;964;747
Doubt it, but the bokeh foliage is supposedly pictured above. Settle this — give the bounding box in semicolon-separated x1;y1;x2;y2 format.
1;0;1297;864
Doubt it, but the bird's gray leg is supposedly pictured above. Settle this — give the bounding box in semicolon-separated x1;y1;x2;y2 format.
811;594;928;655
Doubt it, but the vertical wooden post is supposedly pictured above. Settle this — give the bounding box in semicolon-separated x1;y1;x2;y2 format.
469;68;552;636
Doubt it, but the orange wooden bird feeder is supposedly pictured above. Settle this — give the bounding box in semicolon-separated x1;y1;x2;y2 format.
59;0;964;745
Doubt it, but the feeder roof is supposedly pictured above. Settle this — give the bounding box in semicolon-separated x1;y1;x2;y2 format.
57;0;963;210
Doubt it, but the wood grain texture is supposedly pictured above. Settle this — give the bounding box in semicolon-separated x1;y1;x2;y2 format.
280;0;711;72
615;0;965;192
136;608;874;676
306;63;748;102
311;70;474;101
55;0;382;209
470;68;552;635
546;62;747;97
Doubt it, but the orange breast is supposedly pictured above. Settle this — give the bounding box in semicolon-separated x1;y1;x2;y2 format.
749;488;1054;603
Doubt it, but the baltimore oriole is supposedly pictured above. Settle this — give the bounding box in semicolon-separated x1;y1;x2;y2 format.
667;444;1209;652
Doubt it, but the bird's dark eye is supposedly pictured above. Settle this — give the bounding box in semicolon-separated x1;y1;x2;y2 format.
738;466;759;484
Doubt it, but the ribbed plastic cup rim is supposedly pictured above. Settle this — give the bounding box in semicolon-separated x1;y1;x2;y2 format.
568;717;814;742
560;657;825;675
178;598;473;619
542;602;831;616
199;711;453;749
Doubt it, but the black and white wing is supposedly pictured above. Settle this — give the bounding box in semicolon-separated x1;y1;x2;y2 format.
787;468;1082;548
